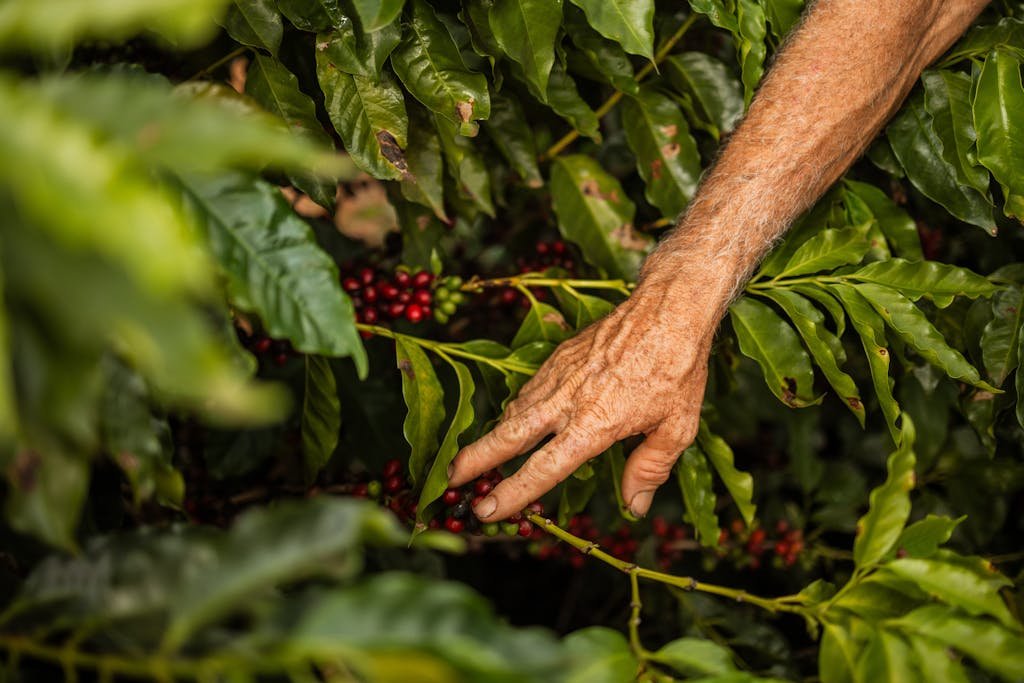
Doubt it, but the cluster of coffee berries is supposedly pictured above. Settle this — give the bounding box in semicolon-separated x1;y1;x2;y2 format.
237;330;297;367
351;457;419;522
717;519;805;569
434;470;544;536
651;516;691;570
340;265;467;329
516;239;576;275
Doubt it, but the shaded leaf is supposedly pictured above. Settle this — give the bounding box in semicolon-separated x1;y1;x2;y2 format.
973;48;1024;220
550;155;649;280
852;415;915;567
315;15;402;81
651;637;736;676
847;258;996;308
489;0;562;94
435;114;495;216
774;223;872;279
922;69;990;196
697;421;755;525
854;282;995;391
842;180;922;260
396;200;445;271
301;355;340;481
981;285;1023;386
621;85;702;218
886;91;995;233
391;0;490;136
276;0;344;32
350;0;405;31
563;627;638;683
485;92;543;187
222;0;283;55
566;0;654;59
729;296;818;407
395;337;445;487
676;445;719;547
176;172;367;375
399;104;448;218
664;52;743;139
563;6;638;94
416;360;475;531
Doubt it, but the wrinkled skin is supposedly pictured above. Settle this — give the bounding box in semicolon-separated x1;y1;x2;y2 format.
448;279;717;520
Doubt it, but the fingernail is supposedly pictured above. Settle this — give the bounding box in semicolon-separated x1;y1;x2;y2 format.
628;490;654;518
474;495;497;519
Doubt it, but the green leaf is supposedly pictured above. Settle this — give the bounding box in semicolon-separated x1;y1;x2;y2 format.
676;445;719;547
774;223;872;279
276;0;344;32
908;635;971;683
760;0;803;41
855;630;915;683
830;283;901;441
551;286;614;329
550;155;649;280
176;171;367;376
974;48;1024;220
415;360;475;531
846;258;996;308
558;471;598;526
485;92;543;187
650;637;737;676
697;421;756;525
315;15;402;81
99;359;179;506
566;0;654;59
0;0;229;49
512;298;573;348
883;552;1015;628
940;16;1024;66
395;337;445;488
841;180;922;260
819;620;858;683
4;447;89;552
301;355;340;482
886;91;995;233
391;0;491;136
791;283;846;337
852;415;915;567
396;200;445;270
246;54;339;207
922;69;991;196
729;296;818;407
664;52;743;139
893;605;1024;680
318;59;410;180
981;286;1024;386
435;114;495;216
853;282;995;391
400;104;448;219
488;0;562;94
760;289;865;424
222;0;283;55
1018;326;1024;431
892;514;964;559
163;497;406;649
735;0;768;105
350;0;405;31
563;6;638;95
564;627;639;683
539;62;601;139
620;85;702;218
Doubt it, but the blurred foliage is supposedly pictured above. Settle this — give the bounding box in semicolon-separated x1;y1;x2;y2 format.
0;0;1023;681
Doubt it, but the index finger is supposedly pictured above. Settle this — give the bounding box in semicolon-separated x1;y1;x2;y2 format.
448;403;558;487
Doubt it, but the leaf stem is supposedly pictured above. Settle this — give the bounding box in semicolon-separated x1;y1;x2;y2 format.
461;275;634;295
355;324;539;375
188;46;249;81
540;13;700;161
526;513;808;616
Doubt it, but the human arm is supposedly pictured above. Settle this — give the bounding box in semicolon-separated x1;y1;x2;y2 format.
449;0;991;522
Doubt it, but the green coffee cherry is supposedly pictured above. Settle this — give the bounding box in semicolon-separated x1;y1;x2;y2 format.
367;480;382;498
501;522;520;537
482;522;500;537
440;301;457;315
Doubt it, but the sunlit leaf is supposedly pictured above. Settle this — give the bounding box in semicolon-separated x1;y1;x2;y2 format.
852;415;915;567
973;48;1024;220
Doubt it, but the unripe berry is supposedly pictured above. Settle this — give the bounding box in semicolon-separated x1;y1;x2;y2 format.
501;522;520;536
367;480;382;498
482;522;500;537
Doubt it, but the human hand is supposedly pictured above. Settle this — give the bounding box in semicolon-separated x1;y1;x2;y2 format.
447;277;724;521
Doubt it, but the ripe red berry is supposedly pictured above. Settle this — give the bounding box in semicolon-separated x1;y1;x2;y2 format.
387;302;406;318
274;353;289;366
652;516;669;537
352;483;368;498
750;529;766;545
552;240;566;255
499;288;518;305
527;501;544;514
342;277;361;292
384;475;404;494
394;271;411;288
397;291;411;304
380;284;399;300
718;529;729;546
405;304;424;323
412;271;433;288
730;519;744;534
383;458;402;478
254;337;272;353
569;554;585;569
363;285;378;303
445;518;464;534
414;289;432;306
775;540;790;557
442;488;462;506
775;519;790;534
517;520;534;537
536;241;550;255
358;267;375;285
360;307;378;324
474;480;493;496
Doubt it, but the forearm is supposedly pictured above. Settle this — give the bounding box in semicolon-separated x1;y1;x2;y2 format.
641;0;989;326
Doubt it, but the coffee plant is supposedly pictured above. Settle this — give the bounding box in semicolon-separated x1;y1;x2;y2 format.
1;0;1023;680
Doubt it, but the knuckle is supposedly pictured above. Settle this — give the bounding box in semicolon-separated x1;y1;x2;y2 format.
631;455;677;486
